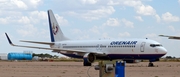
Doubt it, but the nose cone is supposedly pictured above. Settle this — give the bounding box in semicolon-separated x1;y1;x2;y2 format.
159;47;167;55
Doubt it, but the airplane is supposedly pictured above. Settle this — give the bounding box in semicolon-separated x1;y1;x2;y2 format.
5;9;167;66
159;35;180;40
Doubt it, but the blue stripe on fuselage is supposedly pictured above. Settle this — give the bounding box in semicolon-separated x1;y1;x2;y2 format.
61;53;165;60
107;54;165;59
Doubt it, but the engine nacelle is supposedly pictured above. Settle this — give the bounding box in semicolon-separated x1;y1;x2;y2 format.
83;53;96;66
123;60;141;63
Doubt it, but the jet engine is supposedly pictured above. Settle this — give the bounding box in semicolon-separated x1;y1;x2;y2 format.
123;59;141;63
83;53;96;66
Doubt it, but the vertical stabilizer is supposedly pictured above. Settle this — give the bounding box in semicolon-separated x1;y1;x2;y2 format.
48;10;69;42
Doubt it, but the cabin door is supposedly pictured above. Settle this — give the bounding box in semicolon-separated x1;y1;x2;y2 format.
58;43;61;48
140;42;146;52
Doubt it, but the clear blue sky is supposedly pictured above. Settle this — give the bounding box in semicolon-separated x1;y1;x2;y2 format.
0;0;180;57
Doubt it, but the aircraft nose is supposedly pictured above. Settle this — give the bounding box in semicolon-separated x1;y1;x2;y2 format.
158;47;167;55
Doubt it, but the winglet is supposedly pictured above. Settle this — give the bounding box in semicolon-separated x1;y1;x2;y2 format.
5;33;14;46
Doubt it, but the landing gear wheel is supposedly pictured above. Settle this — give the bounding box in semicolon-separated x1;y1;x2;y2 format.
148;62;154;67
83;62;92;66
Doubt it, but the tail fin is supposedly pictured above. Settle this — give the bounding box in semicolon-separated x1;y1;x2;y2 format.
47;10;69;42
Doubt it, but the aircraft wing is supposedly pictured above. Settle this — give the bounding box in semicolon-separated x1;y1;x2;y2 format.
20;40;54;45
5;33;106;56
159;35;180;40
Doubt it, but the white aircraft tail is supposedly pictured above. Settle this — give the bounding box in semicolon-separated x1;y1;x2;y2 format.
47;10;69;42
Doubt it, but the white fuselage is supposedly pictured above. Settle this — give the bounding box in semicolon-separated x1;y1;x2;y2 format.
51;38;167;60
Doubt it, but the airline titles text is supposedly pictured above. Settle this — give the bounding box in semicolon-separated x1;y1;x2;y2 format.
110;41;137;45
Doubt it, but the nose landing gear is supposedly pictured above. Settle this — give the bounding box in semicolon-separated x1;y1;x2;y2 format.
148;58;159;67
148;62;154;67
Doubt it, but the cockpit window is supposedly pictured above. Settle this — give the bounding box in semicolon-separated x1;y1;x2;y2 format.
150;44;162;47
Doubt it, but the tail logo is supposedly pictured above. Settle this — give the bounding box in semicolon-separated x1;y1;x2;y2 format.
52;23;59;35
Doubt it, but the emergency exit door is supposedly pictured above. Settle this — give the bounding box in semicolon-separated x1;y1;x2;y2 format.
140;42;146;52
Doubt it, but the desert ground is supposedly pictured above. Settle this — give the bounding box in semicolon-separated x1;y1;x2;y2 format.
0;61;180;77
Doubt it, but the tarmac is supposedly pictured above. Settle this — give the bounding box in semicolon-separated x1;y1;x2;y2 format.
0;61;180;77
